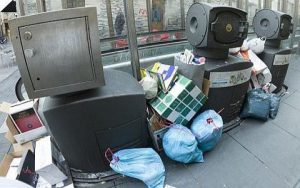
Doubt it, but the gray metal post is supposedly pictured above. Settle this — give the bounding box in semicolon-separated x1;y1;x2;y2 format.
180;0;185;28
36;0;46;13
245;0;248;11
124;0;141;80
290;0;299;48
237;0;244;9
20;0;27;16
146;0;152;32
17;0;26;16
264;0;271;9
105;0;114;37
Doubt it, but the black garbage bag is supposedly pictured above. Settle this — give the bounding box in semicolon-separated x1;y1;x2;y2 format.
241;89;271;121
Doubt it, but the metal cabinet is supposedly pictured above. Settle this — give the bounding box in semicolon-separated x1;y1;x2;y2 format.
9;7;105;98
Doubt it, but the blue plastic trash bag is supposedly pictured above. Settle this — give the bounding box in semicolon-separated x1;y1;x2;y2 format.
162;124;204;163
106;148;165;188
241;89;270;121
269;93;281;119
191;110;223;152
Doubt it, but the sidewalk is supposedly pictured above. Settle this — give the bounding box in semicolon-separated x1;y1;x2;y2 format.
0;43;19;161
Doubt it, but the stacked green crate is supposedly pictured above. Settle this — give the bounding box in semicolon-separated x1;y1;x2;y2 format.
150;74;208;125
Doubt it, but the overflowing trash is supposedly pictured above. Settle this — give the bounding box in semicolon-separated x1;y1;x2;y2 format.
163;124;204;164
191;110;223;152
228;37;285;122
149;74;208;126
174;50;205;90
106;148;165;188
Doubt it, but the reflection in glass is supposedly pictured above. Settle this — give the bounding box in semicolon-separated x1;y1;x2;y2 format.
248;0;259;26
184;0;194;19
133;0;149;33
286;0;295;15
24;0;38;15
210;0;230;5
271;0;279;10
45;0;62;11
61;0;85;8
164;0;181;30
151;0;165;31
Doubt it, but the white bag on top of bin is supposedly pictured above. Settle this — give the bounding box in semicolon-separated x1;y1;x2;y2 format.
191;110;223;152
163;124;204;164
248;37;266;54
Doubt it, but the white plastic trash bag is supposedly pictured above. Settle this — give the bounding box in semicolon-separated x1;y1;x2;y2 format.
106;148;165;188
240;40;249;51
248;37;266;54
191;110;223;152
163;124;204;164
229;47;241;55
140;75;158;99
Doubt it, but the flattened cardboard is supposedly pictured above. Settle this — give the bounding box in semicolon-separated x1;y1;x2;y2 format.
0;154;14;177
6;158;22;180
0;102;11;114
202;79;210;96
14;126;47;144
5;130;16;144
35;136;67;185
6;116;19;136
12;142;34;157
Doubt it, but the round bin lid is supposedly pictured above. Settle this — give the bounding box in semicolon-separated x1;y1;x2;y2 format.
211;11;243;44
253;9;279;39
186;3;207;47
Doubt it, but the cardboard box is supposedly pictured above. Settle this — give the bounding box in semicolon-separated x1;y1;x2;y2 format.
150;74;208;125
149;127;169;151
9;100;43;133
148;114;169;151
12;142;34;157
35;136;67;185
0;100;48;144
0;154;19;177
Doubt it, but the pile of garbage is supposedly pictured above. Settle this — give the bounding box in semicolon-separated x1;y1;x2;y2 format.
230;37;284;121
108;37;287;187
107;51;225;188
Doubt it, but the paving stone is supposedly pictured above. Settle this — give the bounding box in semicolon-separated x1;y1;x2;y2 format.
185;133;290;188
284;91;300;111
271;103;300;140
231;120;300;187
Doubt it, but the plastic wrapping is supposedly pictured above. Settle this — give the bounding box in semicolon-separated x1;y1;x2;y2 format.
139;75;158;99
107;148;165;188
162;124;204;164
269;94;281;119
191;110;223;152
248;37;266;54
241;89;271;121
